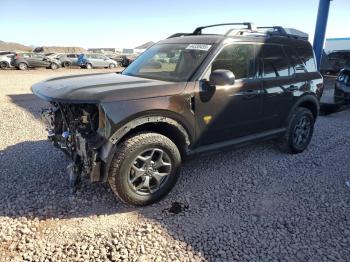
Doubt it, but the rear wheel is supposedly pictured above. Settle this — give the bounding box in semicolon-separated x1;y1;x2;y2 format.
279;107;315;154
108;132;181;206
85;63;92;69
62;61;71;68
0;61;9;69
18;63;28;70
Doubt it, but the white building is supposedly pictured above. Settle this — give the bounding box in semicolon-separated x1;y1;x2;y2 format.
325;38;350;53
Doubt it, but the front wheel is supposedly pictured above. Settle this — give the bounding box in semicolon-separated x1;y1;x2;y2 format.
85;63;92;69
50;63;58;70
109;63;116;69
279;107;315;154
108;132;181;206
18;62;28;70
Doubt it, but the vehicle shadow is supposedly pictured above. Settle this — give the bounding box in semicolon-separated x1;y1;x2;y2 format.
0;138;273;220
1;133;349;260
7;94;49;119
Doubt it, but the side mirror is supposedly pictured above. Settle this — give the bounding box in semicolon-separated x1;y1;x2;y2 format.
209;69;235;86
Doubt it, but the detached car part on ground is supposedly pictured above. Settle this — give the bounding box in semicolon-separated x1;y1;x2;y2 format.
14;53;61;70
32;23;323;206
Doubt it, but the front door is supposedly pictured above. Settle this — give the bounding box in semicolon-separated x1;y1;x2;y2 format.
195;43;264;146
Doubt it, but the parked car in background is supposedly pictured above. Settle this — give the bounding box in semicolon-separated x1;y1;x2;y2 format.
84;54;118;69
59;53;79;67
14;53;61;70
0;52;16;69
112;55;135;67
0;51;16;56
32;23;323;206
326;50;350;75
334;61;350;105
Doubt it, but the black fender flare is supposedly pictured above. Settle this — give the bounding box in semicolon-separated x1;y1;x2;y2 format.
285;95;320;126
99;115;191;182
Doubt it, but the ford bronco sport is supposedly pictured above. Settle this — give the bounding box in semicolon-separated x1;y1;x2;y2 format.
32;23;323;206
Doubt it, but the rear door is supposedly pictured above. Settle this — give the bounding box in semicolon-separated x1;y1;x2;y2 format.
100;55;109;67
259;44;302;130
195;43;264;146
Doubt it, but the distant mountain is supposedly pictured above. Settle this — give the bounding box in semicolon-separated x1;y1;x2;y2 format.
0;40;32;52
135;41;155;49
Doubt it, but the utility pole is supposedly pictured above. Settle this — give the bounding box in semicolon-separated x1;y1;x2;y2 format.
313;0;332;69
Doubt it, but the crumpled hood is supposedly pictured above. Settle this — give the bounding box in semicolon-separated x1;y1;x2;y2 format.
31;73;185;103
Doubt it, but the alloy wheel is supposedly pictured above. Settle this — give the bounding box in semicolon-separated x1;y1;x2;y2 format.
128;148;172;195
293;116;311;148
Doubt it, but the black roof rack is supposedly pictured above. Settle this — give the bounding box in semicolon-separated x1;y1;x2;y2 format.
192;23;256;35
255;26;308;40
167;23;308;40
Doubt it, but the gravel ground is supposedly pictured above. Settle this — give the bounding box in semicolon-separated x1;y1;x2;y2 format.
0;69;350;261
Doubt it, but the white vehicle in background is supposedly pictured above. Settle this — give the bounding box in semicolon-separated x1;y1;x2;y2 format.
59;53;79;68
84;54;118;69
0;52;16;69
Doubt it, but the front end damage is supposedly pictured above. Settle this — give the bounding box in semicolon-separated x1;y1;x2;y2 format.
41;103;107;186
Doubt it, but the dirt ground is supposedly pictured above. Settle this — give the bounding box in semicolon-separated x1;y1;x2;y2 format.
0;69;350;261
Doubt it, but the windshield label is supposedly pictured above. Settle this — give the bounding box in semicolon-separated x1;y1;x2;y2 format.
186;44;212;51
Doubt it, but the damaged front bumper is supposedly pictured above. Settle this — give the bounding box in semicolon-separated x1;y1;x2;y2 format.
41;106;109;184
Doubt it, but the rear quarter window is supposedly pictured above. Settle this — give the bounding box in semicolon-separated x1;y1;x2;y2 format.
295;44;317;72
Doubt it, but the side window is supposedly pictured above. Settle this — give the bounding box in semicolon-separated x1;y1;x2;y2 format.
67;54;75;58
295;44;317;72
262;45;290;78
211;44;255;79
284;46;305;73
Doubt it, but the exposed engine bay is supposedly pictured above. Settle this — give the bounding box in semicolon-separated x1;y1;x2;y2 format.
41;103;105;184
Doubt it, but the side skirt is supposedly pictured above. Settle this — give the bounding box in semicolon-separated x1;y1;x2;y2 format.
186;128;286;158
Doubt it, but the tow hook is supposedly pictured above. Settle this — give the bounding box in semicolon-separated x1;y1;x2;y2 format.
67;162;81;192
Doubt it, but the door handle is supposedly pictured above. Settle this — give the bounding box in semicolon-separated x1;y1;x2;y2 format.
243;89;260;99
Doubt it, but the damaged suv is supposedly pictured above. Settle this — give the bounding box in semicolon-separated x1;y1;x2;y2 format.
32;23;323;206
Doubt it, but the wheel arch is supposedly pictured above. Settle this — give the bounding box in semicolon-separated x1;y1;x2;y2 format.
99;114;192;182
286;95;319;125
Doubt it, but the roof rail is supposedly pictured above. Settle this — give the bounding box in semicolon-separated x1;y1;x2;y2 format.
193;23;255;35
167;33;191;39
255;26;309;40
167;23;308;40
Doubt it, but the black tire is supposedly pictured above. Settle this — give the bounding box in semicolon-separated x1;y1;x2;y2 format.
18;62;28;70
108;132;181;206
85;63;92;69
50;63;58;70
62;61;71;68
0;61;9;69
109;63;116;69
279;107;315;154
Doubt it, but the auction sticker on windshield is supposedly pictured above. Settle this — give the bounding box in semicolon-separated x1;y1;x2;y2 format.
186;44;212;51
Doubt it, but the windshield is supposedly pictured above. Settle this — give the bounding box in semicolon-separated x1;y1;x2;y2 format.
122;43;212;82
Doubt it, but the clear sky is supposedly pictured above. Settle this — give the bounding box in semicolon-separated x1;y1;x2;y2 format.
1;0;349;48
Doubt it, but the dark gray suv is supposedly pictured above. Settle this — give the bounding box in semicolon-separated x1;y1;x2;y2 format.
32;23;323;206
